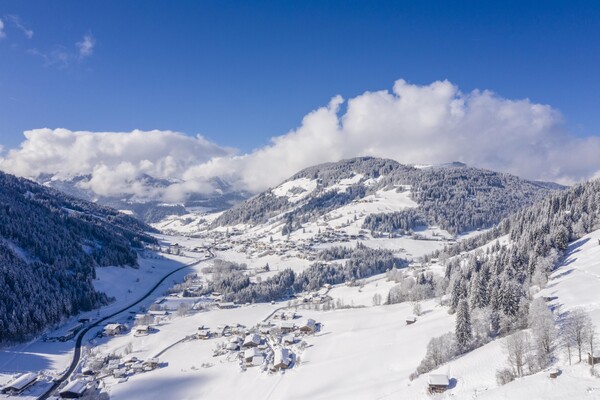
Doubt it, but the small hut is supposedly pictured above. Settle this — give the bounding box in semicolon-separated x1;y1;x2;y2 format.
589;352;600;365
406;316;417;325
427;374;449;393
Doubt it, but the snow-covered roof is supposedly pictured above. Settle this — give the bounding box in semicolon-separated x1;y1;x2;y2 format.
243;333;261;346
104;323;125;331
229;335;242;343
406;315;417;322
280;321;295;329
60;380;87;396
428;374;449;386
300;318;316;329
274;348;291;366
3;373;37;391
244;348;262;359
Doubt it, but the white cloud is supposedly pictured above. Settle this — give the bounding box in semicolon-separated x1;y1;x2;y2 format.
0;129;234;200
2;79;600;202
28;33;95;68
6;15;33;39
0;18;6;39
186;79;600;191
76;33;94;58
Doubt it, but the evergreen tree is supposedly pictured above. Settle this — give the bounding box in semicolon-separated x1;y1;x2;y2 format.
456;299;473;352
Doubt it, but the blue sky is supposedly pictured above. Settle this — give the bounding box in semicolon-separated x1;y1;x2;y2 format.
1;0;599;153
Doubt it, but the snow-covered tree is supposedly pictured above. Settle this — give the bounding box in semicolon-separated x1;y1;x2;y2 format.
455;299;473;352
528;298;557;366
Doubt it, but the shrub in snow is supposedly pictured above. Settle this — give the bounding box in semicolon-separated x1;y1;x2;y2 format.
495;368;515;385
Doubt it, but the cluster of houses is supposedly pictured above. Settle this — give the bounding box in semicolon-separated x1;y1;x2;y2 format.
205;315;319;373
204;223;367;263
300;286;332;305
80;353;161;383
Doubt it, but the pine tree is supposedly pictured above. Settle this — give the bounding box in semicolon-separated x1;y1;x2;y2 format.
456;299;473;352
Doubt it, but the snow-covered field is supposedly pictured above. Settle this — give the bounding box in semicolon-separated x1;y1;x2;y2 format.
97;229;600;400
104;299;454;400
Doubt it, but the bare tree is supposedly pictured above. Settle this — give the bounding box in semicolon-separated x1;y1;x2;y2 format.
586;320;597;369
503;331;531;377
563;308;592;363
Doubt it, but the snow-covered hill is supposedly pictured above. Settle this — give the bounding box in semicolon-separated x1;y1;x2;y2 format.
213;157;561;234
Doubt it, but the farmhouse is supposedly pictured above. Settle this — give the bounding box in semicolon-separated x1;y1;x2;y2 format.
427;374;449;393
244;348;264;366
134;325;153;336
106;359;123;371
279;321;296;333
216;324;231;336
242;333;261;348
59;379;88;398
103;323;127;336
197;328;211;339
1;373;38;395
299;318;316;333
143;358;160;371
273;348;292;370
283;334;296;345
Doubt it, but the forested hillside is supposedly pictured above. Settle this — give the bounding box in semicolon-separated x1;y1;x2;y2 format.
0;172;157;342
214;157;561;234
410;178;600;379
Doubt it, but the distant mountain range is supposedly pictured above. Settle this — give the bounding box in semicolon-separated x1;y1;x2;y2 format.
38;173;250;223
0;171;156;342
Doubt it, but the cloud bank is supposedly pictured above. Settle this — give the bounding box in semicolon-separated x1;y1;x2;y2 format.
2;79;600;202
0;129;234;201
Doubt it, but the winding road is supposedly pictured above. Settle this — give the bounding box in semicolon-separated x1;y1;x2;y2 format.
38;250;214;400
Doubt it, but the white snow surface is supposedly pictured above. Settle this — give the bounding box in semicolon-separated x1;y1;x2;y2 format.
271;177;318;203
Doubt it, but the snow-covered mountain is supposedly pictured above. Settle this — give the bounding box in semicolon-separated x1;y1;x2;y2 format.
213;157;563;234
38;173;250;223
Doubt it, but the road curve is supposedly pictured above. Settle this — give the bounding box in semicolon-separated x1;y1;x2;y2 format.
38;250;214;400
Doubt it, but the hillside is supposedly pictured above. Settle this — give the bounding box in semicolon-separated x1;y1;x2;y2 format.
213;157;562;235
0;172;157;342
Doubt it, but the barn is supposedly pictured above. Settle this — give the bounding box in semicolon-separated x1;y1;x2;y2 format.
59;379;88;398
1;373;38;395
